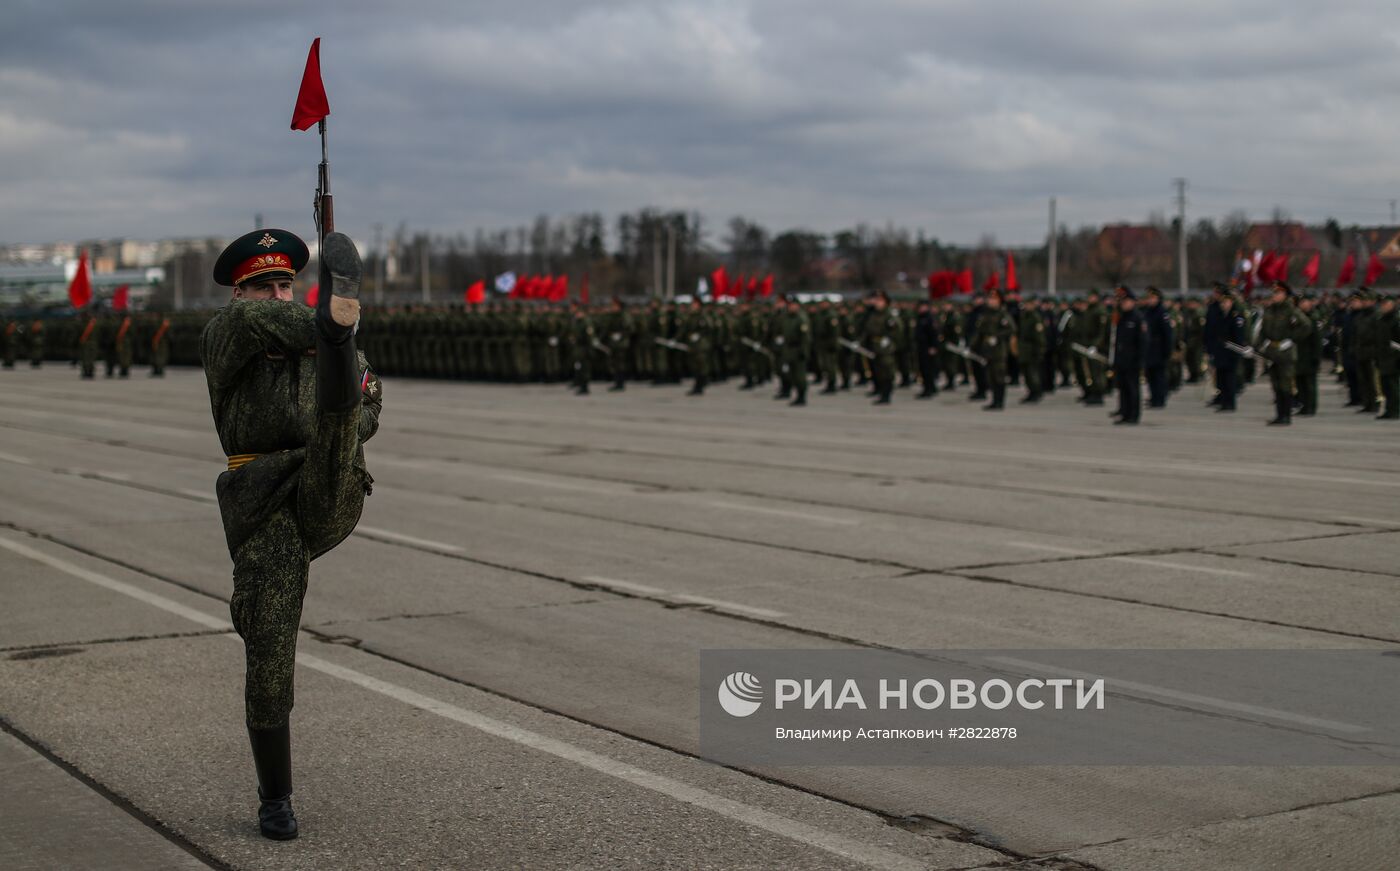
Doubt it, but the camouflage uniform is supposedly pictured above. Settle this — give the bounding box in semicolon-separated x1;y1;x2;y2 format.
201;300;381;729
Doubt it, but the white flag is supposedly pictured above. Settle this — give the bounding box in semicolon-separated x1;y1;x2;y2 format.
494;271;517;294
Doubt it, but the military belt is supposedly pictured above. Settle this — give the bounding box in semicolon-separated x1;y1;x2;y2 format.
226;453;263;472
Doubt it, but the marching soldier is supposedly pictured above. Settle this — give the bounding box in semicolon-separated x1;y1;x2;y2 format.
1375;295;1399;420
1016;297;1046;403
681;297;714;395
862;292;900;404
1;319;17;368
200;228;381;840
1182;297;1206;383
1141;287;1173;409
971;291;1014;410
776;296;812;406
603;298;631;391
1294;294;1324;417
1112;290;1146;424
77;312;100;378
28;318;44;367
149;312;172;377
1212;294;1246;412
813;299;842;394
913;301;940;399
570;303;595;395
1257;281;1310;426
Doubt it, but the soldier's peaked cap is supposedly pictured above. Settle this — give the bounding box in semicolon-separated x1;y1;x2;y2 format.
213;229;310;287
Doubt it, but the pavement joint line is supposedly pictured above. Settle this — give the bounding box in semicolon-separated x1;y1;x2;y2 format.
0;628;233;655
986;656;1370;734
0;532;930;871
1058;784;1400;857
0;449;34;465
0;717;231;871
1198;549;1400;582
1107;557;1254;578
582;575;788;620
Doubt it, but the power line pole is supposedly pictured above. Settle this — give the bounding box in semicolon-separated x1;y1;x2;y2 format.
1047;197;1057;297
1174;178;1188;293
652;228;662;300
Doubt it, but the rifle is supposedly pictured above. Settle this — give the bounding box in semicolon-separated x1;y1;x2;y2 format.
740;337;774;359
943;341;987;366
591;339;609;354
838;337;876;360
1224;341;1255;359
1070;342;1109;365
654;337;691;353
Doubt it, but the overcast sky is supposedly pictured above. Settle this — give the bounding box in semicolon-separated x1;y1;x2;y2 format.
3;0;1399;249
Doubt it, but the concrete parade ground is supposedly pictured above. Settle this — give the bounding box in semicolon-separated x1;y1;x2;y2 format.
1;363;1398;871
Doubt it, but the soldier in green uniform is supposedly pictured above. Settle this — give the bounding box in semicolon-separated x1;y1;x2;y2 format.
940;301;964;391
1;319;17;368
1295;295;1325;417
776;295;812;406
1182;297;1206;383
1017;297;1047;403
681;297;713;395
77;312;100;378
1256;281;1310;426
812;299;841;394
603;298;631;391
1080;291;1109;406
1353;290;1380;414
200;228;381;841
569;303;596;395
862;292;900;404
27;319;44;367
111;312;134;377
1375;295;1399;419
149;312;172;377
972;291;1015;410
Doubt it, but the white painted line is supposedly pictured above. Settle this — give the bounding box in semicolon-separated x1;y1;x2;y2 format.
705;500;859;527
296;653;924;871
356;526;465;554
0;451;33;465
583;576;788;620
1004;541;1093;555
90;471;133;482
1335;516;1400;528
178;488;219;503
488;472;627;496
581;575;668;596
988;656;1368;734
1110;557;1253;578
672;594;788;620
1004;543;1253;577
0;536;231;631
8;536;920;870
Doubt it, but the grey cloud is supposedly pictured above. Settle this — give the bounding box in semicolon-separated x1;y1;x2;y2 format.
2;1;1399;247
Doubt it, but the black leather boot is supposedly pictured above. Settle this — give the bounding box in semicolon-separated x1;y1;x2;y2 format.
316;232;362;413
248;725;298;840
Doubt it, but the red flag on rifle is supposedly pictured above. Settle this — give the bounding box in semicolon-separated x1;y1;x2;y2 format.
305;284;320;307
1364;252;1386;285
1301;253;1320;286
67;251;92;308
1004;253;1019;291
465;280;486;305
982;271;1000;292
1336;252;1356;286
112;284;130;311
291;38;330;131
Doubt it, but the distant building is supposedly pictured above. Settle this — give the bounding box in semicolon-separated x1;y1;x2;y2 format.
1091;224;1174;282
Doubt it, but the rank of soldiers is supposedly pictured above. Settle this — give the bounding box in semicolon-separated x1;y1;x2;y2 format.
3;283;1397;424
